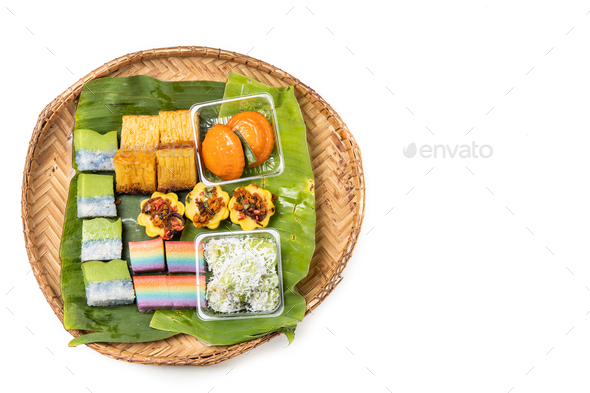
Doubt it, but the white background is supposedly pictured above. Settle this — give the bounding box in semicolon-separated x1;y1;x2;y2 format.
3;1;590;392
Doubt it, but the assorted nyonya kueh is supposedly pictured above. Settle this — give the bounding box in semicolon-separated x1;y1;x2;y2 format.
128;237;166;273
113;110;197;196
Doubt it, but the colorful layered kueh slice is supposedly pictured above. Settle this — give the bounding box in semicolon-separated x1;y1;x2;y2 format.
167;275;201;309
132;275;171;312
128;237;166;273
165;241;200;273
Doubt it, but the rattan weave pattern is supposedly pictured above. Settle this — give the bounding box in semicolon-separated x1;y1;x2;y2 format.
21;47;365;365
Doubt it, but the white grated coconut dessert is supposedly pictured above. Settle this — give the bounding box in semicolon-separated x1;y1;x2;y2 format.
204;236;280;313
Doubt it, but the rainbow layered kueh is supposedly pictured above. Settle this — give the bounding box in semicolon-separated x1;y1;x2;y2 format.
168;275;200;309
129;237;166;273
133;274;206;312
165;241;202;273
133;275;171;312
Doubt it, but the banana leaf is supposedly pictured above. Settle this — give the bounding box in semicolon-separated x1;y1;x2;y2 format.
61;73;315;347
149;72;316;345
61;76;226;346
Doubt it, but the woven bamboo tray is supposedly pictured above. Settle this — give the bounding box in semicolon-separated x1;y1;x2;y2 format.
21;46;365;366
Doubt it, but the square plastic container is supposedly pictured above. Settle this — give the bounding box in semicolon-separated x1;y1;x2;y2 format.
189;93;284;187
195;228;284;321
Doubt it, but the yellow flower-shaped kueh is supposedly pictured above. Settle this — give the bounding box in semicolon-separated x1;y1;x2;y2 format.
185;183;230;230
229;184;275;231
138;192;185;239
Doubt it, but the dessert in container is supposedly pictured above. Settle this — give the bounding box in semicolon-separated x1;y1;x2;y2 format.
190;93;284;187
195;228;284;320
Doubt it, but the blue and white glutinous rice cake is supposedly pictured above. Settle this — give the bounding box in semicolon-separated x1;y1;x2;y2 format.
81;218;122;262
74;129;118;171
81;260;135;307
76;173;117;218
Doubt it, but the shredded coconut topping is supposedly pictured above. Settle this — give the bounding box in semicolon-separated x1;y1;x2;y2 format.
204;236;279;313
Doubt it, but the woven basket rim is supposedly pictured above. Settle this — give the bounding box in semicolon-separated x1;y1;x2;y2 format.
21;46;366;365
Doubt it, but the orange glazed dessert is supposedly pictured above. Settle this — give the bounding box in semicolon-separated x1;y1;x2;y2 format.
226;111;274;167
201;124;245;180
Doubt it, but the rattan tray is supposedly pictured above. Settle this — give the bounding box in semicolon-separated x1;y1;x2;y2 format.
21;46;365;366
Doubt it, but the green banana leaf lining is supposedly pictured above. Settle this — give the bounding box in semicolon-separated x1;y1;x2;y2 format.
61;73;315;347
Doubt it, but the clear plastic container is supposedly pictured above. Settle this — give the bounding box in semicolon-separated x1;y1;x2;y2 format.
195;228;284;320
189;93;284;187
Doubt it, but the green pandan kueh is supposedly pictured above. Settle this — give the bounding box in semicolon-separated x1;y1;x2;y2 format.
74;129;118;151
82;218;122;241
82;259;131;285
77;173;114;198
